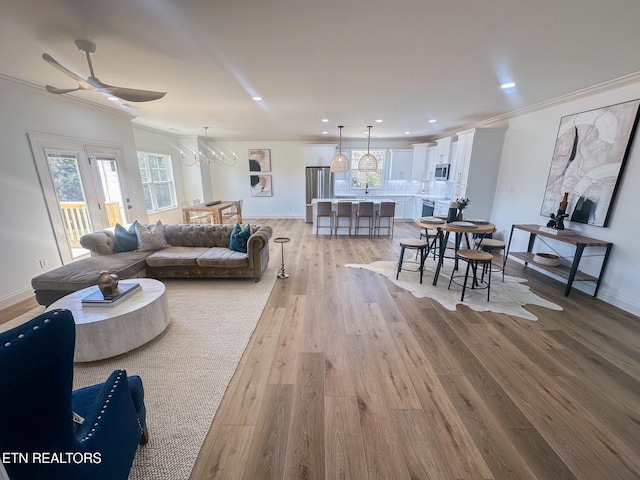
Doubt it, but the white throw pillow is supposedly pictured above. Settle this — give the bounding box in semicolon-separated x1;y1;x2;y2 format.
136;220;170;251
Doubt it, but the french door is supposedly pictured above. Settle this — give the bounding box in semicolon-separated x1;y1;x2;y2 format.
28;133;131;264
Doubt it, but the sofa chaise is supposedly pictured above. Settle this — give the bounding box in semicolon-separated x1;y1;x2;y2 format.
31;223;273;306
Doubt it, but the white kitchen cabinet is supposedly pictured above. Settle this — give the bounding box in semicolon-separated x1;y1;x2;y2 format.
411;144;429;180
304;144;337;167
435;136;457;167
434;201;450;217
450;127;507;220
413;196;424;221
388;149;413;180
426;144;438;180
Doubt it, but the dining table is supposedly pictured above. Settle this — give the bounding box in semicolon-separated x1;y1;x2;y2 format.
415;217;496;286
182;200;242;225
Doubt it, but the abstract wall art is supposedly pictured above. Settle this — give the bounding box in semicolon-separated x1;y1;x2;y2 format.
541;99;640;227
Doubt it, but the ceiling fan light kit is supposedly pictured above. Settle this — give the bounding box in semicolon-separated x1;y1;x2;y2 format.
358;125;378;171
42;40;166;103
330;125;350;173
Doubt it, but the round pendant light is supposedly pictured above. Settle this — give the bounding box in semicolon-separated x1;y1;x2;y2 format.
358;126;378;171
330;125;350;173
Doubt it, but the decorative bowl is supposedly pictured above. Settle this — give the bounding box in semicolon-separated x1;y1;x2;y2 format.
533;253;560;267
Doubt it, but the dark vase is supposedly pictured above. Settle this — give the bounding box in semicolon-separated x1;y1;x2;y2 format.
457;211;463;221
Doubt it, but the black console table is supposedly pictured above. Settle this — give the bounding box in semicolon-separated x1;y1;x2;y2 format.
505;224;613;297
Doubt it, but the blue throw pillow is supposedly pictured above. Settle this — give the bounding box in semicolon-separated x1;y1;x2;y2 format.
113;221;138;253
229;223;251;253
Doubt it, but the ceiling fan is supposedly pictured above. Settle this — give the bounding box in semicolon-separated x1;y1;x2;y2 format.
42;39;166;102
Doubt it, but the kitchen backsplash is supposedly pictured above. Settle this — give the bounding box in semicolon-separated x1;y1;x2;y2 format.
334;179;452;198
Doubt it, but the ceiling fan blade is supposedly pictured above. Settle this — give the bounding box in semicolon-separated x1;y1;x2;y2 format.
45;85;82;95
42;53;91;88
96;81;166;102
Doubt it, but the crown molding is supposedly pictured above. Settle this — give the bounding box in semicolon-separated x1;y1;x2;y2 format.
0;73;137;120
430;71;640;140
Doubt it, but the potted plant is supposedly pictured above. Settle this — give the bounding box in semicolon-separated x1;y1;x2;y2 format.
455;197;470;220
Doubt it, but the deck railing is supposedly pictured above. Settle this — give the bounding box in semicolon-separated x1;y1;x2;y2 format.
60;201;122;246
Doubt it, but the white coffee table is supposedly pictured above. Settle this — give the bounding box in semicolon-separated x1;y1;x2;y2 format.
47;278;170;362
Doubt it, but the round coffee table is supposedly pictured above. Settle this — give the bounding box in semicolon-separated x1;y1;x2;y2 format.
47;278;170;362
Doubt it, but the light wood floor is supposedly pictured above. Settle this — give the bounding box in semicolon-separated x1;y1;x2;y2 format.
3;219;637;479
189;219;640;480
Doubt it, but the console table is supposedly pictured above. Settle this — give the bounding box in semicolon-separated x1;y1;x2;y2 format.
505;224;613;297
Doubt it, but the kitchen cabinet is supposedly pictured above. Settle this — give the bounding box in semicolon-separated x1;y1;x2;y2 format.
434;201;450;217
389;149;413;180
305;144;337;167
435;136;457;167
411;144;430;181
413;196;424;221
426;144;438;180
450;127;506;220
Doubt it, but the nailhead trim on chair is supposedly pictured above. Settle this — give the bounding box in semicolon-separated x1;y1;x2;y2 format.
80;371;124;442
3;311;145;442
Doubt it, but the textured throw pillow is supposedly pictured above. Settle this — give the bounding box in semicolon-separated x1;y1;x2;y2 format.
136;220;170;251
229;223;251;253
113;221;139;253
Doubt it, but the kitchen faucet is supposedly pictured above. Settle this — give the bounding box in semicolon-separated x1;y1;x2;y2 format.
365;183;369;195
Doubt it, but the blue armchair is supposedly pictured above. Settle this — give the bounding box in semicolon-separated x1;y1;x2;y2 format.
0;309;147;480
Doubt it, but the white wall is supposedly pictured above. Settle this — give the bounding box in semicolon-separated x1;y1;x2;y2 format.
0;79;146;307
491;79;640;315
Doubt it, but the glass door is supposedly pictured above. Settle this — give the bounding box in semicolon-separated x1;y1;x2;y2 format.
44;149;99;260
29;133;130;264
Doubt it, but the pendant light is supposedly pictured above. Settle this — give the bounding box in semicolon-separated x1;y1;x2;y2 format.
330;125;350;173
358;125;378;171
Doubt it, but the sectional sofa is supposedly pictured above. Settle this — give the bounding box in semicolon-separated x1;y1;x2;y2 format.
31;223;273;306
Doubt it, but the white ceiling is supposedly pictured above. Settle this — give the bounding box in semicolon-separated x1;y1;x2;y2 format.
2;0;640;141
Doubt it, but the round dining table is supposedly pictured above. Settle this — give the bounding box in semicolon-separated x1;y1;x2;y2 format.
415;218;496;285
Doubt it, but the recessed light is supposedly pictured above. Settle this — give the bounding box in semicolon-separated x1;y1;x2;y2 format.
375;119;383;123
428;119;437;123
501;82;516;89
321;119;329;123
404;131;411;135
107;96;119;101
252;96;263;101
322;131;328;135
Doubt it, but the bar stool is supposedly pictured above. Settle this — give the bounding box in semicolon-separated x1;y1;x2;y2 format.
448;249;493;301
396;238;429;284
316;201;333;237
355;201;374;237
333;201;353;237
375;201;396;238
477;238;506;281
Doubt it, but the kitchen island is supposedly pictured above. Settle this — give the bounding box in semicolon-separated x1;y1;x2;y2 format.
310;198;396;235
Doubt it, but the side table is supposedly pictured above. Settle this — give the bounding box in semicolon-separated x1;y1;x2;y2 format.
274;237;291;279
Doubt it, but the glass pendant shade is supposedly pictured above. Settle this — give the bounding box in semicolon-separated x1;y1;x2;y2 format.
358;125;378;171
330;125;350;173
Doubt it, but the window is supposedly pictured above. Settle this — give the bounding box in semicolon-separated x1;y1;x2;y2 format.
137;152;176;212
349;149;386;189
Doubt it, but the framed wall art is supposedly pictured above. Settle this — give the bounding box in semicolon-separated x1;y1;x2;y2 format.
541;98;640;227
250;174;272;197
248;149;271;172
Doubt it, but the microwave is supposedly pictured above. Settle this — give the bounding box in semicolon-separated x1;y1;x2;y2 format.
434;163;450;181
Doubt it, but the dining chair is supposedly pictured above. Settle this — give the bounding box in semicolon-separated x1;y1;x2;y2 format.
355;202;374;237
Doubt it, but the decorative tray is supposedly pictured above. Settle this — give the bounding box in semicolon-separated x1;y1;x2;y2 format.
449;221;477;228
419;216;445;224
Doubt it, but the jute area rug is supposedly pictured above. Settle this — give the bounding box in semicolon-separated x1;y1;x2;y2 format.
3;269;277;479
345;260;562;321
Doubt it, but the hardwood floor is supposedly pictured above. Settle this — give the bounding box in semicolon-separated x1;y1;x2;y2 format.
189;219;640;480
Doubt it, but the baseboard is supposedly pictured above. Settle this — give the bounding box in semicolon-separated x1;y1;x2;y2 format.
0;287;35;311
596;288;640;317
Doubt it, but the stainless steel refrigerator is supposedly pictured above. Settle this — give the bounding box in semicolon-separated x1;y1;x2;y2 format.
305;166;333;222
